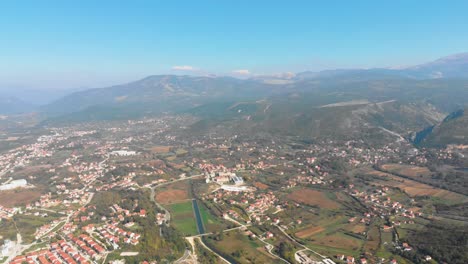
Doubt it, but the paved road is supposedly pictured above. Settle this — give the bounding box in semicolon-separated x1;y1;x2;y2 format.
149;185;171;224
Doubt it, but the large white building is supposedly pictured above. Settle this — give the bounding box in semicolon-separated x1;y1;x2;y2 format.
0;179;27;191
110;150;137;156
231;175;244;185
1;240;14;257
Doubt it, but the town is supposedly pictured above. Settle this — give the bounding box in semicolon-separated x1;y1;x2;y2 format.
0;115;466;264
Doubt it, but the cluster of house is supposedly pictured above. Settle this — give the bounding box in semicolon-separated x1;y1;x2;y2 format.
34;219;64;239
0;205;19;219
246;192;279;215
10;233;104;264
0;139;54;179
349;186;422;223
96;176;137;192
335;255;406;264
285;175;329;189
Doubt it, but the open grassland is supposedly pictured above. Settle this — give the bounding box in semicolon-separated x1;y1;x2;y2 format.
155;181;191;204
287;188;340;209
168;201;197;235
199;202;225;233
363;224;381;253
0;188;43;207
364;169;468;204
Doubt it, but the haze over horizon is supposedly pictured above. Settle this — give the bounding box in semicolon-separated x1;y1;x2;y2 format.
1;0;468;90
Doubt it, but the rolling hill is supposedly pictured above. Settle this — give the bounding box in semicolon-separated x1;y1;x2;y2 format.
37;53;468;145
416;108;468;147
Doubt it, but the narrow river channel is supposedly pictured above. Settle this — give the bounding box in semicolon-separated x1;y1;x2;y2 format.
192;199;205;234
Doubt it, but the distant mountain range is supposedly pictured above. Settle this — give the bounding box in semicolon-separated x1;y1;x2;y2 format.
3;53;468;147
0;96;34;115
292;52;468;81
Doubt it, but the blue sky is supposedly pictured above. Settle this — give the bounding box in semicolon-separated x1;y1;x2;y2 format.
1;0;468;89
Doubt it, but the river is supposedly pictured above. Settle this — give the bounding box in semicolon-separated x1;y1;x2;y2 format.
192;199;205;234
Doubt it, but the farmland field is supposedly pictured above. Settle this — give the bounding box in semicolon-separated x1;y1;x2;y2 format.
295;226;325;238
287;188;340;209
364;169;468;203
168;201;198;235
199;202;225;233
253;181;269;190
205;230;281;264
381;164;432;178
0;188;43;207
313;233;362;251
150;146;172;153
155;181;191;204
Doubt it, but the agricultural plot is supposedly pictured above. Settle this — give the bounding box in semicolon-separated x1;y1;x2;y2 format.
295;215;364;256
150;146;172;153
168;201;198;235
155;181;191;204
199;202;225;233
0;188;44;207
382;164;432;179
363;224;380;253
205;230;281;264
287;188;340;209
364;169;468;204
295;226;325;238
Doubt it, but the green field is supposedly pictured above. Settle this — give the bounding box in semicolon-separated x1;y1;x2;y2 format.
168;201;198;235
199;203;225;232
205;230;281;264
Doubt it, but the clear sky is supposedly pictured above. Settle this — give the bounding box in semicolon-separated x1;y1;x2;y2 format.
1;0;468;89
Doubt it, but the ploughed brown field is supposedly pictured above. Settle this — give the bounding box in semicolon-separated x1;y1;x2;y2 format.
0;188;43;207
155;181;191;204
150;146;172;153
156;190;189;204
253;181;269;190
287;188;340;209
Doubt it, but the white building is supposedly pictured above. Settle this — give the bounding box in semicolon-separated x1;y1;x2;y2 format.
0;179;27;191
231;175;244;185
1;240;14;257
110;150;137;156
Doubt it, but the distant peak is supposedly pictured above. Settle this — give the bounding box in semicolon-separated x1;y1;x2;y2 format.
433;52;468;63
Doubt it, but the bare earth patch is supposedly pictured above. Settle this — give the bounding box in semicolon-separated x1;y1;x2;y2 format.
156;189;189;204
151;146;172;153
253;182;269;190
0;188;43;207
